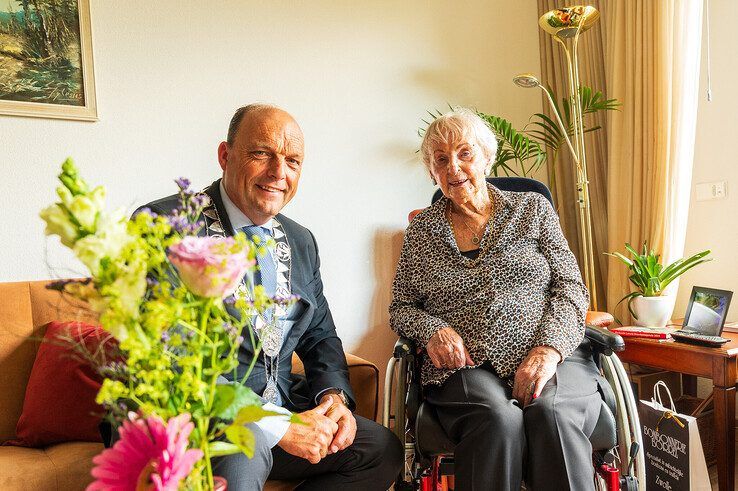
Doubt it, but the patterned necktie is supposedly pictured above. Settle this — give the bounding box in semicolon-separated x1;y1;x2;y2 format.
242;225;277;297
242;224;281;405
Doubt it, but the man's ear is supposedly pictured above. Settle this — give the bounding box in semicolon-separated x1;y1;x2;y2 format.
217;141;229;172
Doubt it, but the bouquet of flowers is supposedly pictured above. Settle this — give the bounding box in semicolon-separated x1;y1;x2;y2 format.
40;159;297;490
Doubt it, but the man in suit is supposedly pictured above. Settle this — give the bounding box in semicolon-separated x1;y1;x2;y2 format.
143;104;402;490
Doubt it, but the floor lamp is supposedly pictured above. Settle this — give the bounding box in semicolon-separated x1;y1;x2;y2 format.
513;5;600;311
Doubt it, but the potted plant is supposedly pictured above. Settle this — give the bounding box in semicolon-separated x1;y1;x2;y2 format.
606;242;711;327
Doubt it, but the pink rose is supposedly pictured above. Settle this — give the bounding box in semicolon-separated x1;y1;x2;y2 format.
167;236;253;298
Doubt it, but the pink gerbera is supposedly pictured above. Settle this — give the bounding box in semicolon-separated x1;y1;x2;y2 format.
87;412;203;491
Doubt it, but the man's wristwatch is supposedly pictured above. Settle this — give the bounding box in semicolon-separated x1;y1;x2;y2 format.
324;389;349;406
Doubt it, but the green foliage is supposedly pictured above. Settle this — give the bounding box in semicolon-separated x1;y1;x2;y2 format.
225;423;257;458
420;86;619;180
418;106;545;177
605;242;711;318
214;383;263;420
526;86;620;155
208;441;240;457
477;113;546;177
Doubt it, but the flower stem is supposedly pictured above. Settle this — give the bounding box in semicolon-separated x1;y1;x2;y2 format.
201;299;216;490
198;418;214;490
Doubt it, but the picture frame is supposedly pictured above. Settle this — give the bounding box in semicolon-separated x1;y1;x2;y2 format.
682;286;733;335
0;0;97;121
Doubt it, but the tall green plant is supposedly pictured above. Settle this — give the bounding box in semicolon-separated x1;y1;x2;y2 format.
478;113;546;177
525;86;619;197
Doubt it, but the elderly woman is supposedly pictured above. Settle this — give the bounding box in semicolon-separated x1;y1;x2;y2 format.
390;108;603;490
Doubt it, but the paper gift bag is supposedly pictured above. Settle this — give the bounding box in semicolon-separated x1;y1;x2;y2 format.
637;381;710;491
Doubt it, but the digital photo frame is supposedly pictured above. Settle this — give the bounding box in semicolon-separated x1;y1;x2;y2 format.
681;286;733;336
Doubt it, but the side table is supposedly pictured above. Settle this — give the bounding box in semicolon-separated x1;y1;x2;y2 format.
617;332;738;490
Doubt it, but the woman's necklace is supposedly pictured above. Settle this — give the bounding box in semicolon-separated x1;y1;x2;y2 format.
446;197;492;246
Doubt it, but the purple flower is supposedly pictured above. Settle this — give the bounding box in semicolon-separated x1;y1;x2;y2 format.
274;294;301;306
167;214;189;232
174;177;191;191
192;194;209;208
222;322;237;337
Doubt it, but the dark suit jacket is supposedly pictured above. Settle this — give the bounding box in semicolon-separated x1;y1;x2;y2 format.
141;179;355;411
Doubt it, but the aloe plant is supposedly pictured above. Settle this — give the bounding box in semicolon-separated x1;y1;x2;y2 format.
606;242;711;318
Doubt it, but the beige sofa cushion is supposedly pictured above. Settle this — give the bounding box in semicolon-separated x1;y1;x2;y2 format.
0;442;101;490
0;280;380;490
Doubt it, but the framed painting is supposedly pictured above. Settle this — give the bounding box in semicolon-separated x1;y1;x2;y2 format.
0;0;97;121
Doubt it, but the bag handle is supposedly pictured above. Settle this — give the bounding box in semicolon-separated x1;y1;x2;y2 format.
653;381;677;411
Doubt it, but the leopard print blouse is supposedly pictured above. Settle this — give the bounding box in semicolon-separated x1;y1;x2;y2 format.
389;184;588;387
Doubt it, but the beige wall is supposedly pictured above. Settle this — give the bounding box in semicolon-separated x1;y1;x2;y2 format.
0;1;541;386
674;0;737;323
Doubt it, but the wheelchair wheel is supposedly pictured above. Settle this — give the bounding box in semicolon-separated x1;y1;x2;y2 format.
384;355;419;487
601;355;646;490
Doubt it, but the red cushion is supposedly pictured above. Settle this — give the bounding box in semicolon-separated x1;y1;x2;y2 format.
408;208;425;223
7;321;107;447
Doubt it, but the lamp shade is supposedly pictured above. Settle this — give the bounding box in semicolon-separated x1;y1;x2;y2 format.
513;74;541;88
538;5;599;39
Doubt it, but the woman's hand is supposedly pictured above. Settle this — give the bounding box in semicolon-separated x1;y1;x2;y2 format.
427;327;475;369
513;346;561;407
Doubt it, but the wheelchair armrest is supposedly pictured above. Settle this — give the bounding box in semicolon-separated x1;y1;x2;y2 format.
586;310;615;328
585;324;625;354
394;336;417;359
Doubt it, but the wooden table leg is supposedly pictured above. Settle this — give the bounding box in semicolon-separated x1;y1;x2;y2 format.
683;374;697;397
713;385;736;491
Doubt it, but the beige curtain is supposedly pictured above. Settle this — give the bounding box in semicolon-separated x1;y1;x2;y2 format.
537;0;609;310
537;1;703;319
603;0;703;320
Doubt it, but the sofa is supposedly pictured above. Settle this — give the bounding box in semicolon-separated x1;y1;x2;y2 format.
0;280;380;490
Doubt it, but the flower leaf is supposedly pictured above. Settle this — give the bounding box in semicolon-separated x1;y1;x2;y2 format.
224;424;256;458
233;405;287;426
209;441;240;457
214;384;263;420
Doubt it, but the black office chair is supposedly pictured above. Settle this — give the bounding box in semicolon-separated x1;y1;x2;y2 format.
383;177;645;491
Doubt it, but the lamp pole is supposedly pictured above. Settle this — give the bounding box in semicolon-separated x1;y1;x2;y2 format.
513;5;600;310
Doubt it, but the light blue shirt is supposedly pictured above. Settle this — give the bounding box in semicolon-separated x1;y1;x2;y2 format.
219;182;291;448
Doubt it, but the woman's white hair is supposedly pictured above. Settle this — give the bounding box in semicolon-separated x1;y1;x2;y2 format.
420;107;499;175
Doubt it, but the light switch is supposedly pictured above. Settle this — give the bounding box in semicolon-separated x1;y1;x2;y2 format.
695;181;727;201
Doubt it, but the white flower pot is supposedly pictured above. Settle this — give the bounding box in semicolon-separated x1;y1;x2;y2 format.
631;295;676;328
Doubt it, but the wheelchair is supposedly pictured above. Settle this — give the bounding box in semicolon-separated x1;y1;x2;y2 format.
383;177;645;491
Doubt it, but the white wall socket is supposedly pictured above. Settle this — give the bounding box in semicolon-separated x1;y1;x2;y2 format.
695;181;727;201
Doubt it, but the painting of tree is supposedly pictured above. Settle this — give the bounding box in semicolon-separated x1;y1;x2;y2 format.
0;0;96;120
